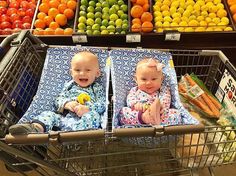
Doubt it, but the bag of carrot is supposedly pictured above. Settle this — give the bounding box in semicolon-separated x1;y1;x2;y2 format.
178;73;222;119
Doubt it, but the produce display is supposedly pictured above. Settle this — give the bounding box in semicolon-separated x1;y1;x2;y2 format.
0;0;37;35
153;0;234;32
75;0;129;35
33;0;76;35
130;0;154;32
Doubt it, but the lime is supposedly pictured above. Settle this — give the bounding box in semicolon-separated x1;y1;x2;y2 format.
115;19;123;27
109;21;115;26
78;16;87;23
77;29;85;33
95;18;102;25
109;32;115;34
117;10;124;17
86;18;95;26
102;1;109;8
120;14;128;20
87;6;94;13
112;5;120;11
78;23;86;30
95;12;102;18
101;30;109;34
120;4;128;12
95;7;102;12
87;12;95;19
120;30;126;34
107;25;116;32
118;0;124;5
89;1;96;7
96;2;102;7
100;25;107;30
86;30;93;35
109;8;117;15
110;14;119;21
122;19;128;25
102;13;109;20
86;25;92;30
108;0;116;6
80;5;87;11
93;30;101;35
102;7;109;13
122;23;128;31
92;24;100;31
102;19;109;27
80;0;88;6
79;11;87;17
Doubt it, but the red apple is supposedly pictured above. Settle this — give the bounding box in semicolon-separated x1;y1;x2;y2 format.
22;15;32;23
12;20;23;29
25;9;34;17
10;13;21;23
22;22;31;29
0;14;11;23
7;8;18;16
1;28;12;35
20;1;29;9
28;2;36;10
0;7;7;15
12;27;21;33
9;2;20;9
17;8;26;17
0;21;11;29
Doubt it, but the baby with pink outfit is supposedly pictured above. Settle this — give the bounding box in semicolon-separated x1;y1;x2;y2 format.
119;58;180;126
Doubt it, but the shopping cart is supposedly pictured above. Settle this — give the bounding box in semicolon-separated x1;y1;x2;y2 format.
0;31;236;176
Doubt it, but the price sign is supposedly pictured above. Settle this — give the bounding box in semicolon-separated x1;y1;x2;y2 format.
126;34;141;43
165;32;181;41
72;35;88;43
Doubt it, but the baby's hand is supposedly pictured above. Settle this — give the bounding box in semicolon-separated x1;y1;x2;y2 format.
64;101;79;112
133;103;144;112
74;105;90;117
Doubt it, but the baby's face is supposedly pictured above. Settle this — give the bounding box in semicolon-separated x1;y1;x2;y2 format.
71;54;100;87
135;65;163;94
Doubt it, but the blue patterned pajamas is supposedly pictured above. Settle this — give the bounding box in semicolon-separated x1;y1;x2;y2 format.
30;80;106;132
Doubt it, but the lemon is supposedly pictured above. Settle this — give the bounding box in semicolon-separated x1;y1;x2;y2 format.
183;10;191;17
189;15;197;21
155;21;163;27
214;27;223;31
77;93;91;105
170;7;177;15
193;4;201;11
157;28;164;33
177;27;185;32
197;16;204;22
188;20;199;27
209;13;216;18
172;12;181;18
171;1;179;8
162;10;170;17
172;17;181;23
224;27;233;31
201;5;208;11
195;27;205;32
213;0;221;5
199;21;208;26
155;16;163;22
181;16;189;23
164;16;172;22
184;27;194;32
163;21;170;27
161;5;169;11
154;11;162;17
205;17;212;23
196;0;205;6
201;11;208;17
216;3;224;9
170;22;178;27
186;5;193;11
153;5;161;11
179;21;188;26
217;9;227;18
212;17;220;24
221;17;229;25
208;22;216;26
206;27;214;31
163;0;171;6
177;7;184;14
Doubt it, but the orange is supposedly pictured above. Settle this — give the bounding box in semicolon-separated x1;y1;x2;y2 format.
44;28;55;35
58;3;67;13
67;0;77;10
131;23;141;32
136;0;146;6
132;18;142;25
230;4;236;14
141;21;153;32
143;3;149;12
43;16;54;26
33;28;44;35
42;0;50;3
39;3;50;13
49;21;60;29
48;8;60;19
228;0;236;6
141;12;153;22
64;8;74;19
49;0;60;8
64;28;73;35
131;5;144;18
55;14;67;26
233;13;236;22
55;28;64;35
37;12;47;20
34;19;46;29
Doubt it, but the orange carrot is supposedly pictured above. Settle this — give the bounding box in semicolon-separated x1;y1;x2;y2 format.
206;93;222;110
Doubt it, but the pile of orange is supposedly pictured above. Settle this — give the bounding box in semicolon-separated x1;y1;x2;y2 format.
34;0;76;35
228;0;236;22
130;0;153;33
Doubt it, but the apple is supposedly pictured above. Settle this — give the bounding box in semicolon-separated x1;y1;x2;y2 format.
9;2;20;9
12;20;23;29
25;9;34;17
20;1;29;9
0;14;11;23
0;1;8;8
7;8;18;16
22;22;31;29
17;8;26;17
0;21;11;29
2;28;12;35
10;13;21;23
13;27;21;33
0;7;7;15
22;16;32;23
28;2;36;10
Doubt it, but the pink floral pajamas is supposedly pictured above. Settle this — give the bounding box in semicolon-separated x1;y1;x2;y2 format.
119;86;181;126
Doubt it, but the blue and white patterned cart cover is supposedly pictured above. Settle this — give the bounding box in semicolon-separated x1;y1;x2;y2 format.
110;48;198;130
18;46;110;130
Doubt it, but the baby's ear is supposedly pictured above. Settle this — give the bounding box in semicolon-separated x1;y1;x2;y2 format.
134;75;138;84
96;70;101;77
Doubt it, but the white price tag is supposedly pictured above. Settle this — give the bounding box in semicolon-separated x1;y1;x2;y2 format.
126;34;141;43
72;35;88;43
165;33;181;41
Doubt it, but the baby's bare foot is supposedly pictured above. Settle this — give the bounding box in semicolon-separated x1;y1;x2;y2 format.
142;99;161;125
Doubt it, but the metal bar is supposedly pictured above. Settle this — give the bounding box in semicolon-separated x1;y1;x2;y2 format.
0;141;75;176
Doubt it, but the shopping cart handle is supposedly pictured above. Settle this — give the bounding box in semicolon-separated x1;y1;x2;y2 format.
5;133;49;144
113;127;157;137
163;124;205;135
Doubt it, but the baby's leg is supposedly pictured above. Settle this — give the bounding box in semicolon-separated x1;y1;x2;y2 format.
142;99;161;125
119;107;141;125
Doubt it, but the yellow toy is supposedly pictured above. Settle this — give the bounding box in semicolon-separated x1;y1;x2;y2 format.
77;93;91;105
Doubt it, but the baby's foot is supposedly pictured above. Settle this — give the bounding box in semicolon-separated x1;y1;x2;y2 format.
142;99;161;125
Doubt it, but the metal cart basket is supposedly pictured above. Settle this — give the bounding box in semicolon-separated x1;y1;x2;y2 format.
0;32;236;176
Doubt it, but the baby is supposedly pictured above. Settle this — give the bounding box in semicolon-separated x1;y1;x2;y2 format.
9;51;106;134
119;58;180;126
